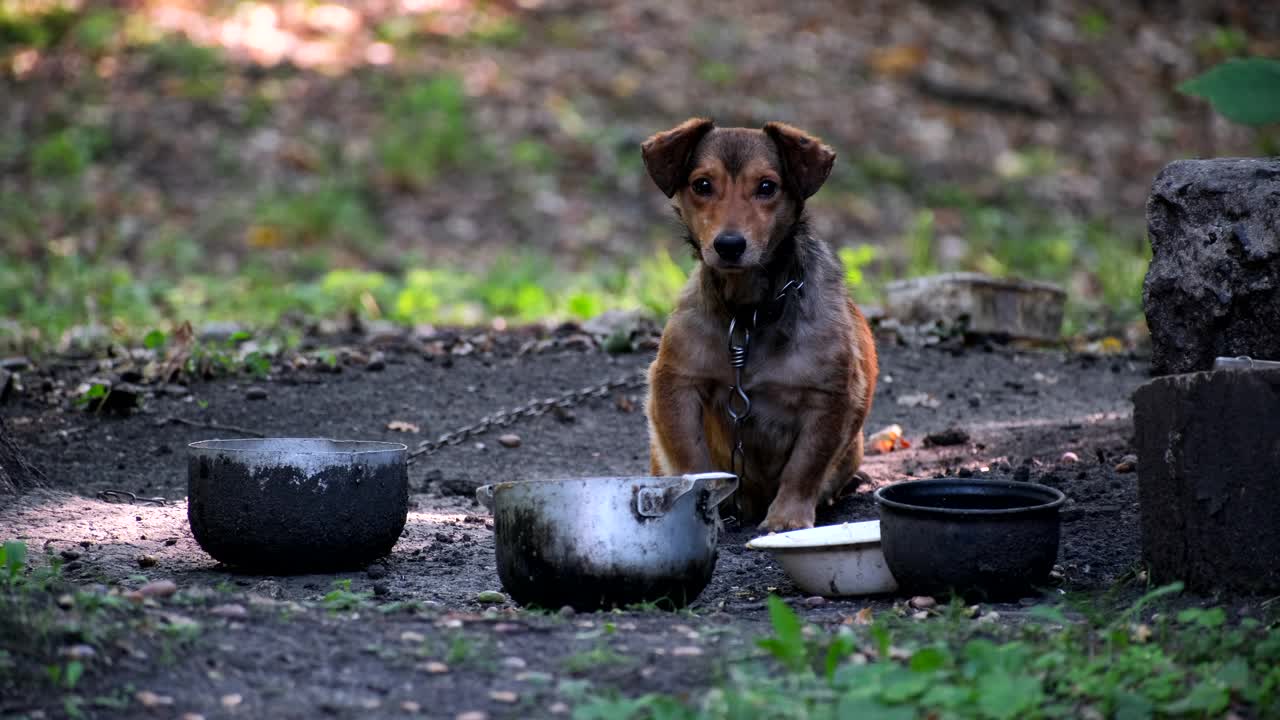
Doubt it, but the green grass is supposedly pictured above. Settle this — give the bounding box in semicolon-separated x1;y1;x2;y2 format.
375;75;474;191
570;587;1280;719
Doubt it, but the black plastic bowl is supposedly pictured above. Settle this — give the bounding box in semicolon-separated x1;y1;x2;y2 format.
874;478;1066;600
188;438;408;573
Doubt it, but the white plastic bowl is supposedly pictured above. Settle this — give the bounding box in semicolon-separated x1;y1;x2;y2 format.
745;520;899;597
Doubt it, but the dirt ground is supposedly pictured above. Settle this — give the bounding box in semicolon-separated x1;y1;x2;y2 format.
1;330;1151;719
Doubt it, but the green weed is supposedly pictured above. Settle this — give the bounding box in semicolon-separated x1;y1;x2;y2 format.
320;579;372;612
376;76;473;190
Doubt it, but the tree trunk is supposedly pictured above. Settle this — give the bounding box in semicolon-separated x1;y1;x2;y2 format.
0;416;44;495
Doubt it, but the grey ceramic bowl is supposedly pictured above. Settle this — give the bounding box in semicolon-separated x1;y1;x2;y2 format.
187;438;408;572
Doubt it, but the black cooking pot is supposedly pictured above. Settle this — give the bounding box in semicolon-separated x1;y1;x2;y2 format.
874;478;1066;600
188;438;408;572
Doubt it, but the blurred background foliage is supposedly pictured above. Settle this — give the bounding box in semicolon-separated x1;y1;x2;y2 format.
1;0;1277;352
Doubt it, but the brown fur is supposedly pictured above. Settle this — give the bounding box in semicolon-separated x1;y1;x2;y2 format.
641;118;878;531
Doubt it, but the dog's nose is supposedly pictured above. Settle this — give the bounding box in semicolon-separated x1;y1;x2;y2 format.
713;232;747;261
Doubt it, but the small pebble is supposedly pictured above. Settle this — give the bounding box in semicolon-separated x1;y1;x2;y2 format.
1059;451;1080;464
210;603;249;619
549;702;570;715
164;538;178;546
497;434;521;449
360;699;381;710
911;610;929;621
672;646;704;657
489;691;518;704
977;611;1001;624
802;596;826;607
135;691;174;708
245;387;268;400
400;631;426;644
181;714;206;720
137;554;158;568
909;595;937;610
59;549;81;561
57;594;75;609
401;701;421;714
139;580;178;598
456;712;488;720
557;605;575;617
1114;454;1138;473
62;644;96;660
221;694;243;708
1012;466;1031;482
500;657;527;670
421;661;449;674
373;582;390;597
475;590;507;604
366;565;388;580
366;352;386;372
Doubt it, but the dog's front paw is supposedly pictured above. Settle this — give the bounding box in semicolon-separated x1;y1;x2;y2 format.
760;499;816;532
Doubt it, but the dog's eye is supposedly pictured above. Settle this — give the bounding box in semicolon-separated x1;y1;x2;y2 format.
691;178;714;196
756;180;778;198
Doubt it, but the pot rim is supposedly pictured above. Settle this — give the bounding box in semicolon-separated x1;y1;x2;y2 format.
874;478;1066;516
188;438;407;456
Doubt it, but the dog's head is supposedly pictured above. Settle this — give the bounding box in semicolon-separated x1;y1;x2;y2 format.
641;118;835;272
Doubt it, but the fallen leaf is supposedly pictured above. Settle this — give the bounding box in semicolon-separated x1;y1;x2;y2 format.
853;607;874;625
869;44;928;76
386;420;420;433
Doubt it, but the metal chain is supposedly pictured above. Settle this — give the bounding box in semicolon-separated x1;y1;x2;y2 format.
723;278;805;498
407;369;647;463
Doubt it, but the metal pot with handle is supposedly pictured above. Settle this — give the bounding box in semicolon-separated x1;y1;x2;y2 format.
476;472;738;611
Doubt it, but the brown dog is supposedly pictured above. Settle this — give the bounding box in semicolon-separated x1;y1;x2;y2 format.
641;118;878;532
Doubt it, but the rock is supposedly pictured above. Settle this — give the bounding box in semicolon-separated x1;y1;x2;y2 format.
366;352;386;372
59;549;81;561
62;644;96;660
0;368;11;403
181;714;206;720
138;580;178;598
909;595;937;610
0;356;29;371
401;701;422;714
885;272;1065;341
373;582;390;597
209;603;249;619
1059;452;1079;464
1144;158;1280;375
366;564;388;580
500;657;527;670
475;590;507;604
497;434;521;448
557;605;575;617
488;691;518;704
1012;466;1031;482
400;631;426;644
420;661;449;674
672;645;704;656
221;694;243;708
923;428;970;447
802;596;826;607
199;322;246;342
456;712;488;720
137;555;158;568
549;702;570;715
1114;454;1138;473
1133;368;1280;593
245;386;268;400
135;691;174;707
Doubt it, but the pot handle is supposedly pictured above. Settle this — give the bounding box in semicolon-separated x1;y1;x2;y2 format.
687;472;738;508
475;484;496;511
635;472;738;518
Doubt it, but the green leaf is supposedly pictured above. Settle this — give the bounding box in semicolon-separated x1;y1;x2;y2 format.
824;630;857;680
143;329;167;350
1026;605;1070;625
909;646;949;673
879;667;931;703
1;540;27;580
1176;607;1226;628
757;595;807;672
1113;691;1154;720
1163;680;1230;716
1216;655;1250;690
835;695;916;720
63;660;84;689
976;670;1043;720
1178;57;1280;126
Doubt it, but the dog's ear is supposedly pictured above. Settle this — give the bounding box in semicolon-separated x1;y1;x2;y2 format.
641;118;714;198
763;122;836;199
